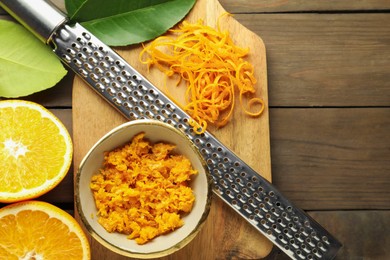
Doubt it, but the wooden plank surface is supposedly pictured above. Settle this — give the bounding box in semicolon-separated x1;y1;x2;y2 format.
234;13;390;107
42;0;390;13
267;211;390;260
1;0;389;259
220;0;390;12
270;108;390;210
72;0;273;259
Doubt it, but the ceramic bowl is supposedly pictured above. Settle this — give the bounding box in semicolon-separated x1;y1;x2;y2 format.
75;119;212;258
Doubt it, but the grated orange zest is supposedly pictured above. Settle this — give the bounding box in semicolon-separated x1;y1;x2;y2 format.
140;16;264;134
90;133;197;245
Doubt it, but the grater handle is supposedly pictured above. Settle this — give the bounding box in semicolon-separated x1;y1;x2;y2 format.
0;0;67;44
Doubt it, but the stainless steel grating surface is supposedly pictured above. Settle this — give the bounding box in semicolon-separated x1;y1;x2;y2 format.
52;23;342;260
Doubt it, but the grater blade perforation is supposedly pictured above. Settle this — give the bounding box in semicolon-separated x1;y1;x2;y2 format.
52;23;342;260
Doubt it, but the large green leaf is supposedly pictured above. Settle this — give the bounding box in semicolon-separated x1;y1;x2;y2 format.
0;20;67;98
65;0;196;46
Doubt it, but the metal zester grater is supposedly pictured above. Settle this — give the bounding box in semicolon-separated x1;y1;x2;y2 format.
0;0;342;259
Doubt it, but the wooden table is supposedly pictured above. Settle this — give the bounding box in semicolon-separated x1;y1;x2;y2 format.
1;1;389;259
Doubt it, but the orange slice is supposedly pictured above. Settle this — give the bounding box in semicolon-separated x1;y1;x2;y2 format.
0;200;90;259
0;100;73;203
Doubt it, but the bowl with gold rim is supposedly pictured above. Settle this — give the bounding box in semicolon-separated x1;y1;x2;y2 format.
75;119;212;258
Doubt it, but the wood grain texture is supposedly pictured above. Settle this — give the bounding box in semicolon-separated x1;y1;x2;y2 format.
45;0;390;13
2;1;389;259
233;13;390;107
219;0;390;13
267;211;390;260
270;107;390;210
72;0;273;259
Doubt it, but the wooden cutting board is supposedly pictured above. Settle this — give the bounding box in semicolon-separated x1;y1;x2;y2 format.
72;0;272;259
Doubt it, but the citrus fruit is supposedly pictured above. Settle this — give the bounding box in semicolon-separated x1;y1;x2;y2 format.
0;100;73;203
0;200;90;259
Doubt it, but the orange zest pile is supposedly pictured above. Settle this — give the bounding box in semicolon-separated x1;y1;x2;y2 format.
140;17;264;134
90;133;197;245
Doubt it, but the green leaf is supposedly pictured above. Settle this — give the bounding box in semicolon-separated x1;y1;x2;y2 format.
0;20;67;98
65;0;196;46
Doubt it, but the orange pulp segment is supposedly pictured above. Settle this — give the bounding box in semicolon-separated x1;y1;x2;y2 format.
0;200;90;259
0;100;73;203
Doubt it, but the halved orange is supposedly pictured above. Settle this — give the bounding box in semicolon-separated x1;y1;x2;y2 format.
0;100;73;203
0;200;90;259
